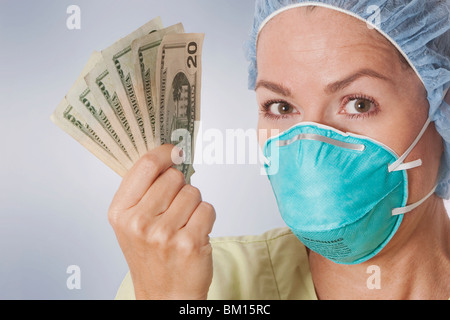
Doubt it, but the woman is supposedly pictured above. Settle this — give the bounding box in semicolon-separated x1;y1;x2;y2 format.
112;0;450;300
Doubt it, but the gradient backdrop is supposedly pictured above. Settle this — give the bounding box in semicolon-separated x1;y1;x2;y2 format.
0;0;447;300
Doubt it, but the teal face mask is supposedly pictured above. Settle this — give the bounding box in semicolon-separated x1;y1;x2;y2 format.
263;120;436;265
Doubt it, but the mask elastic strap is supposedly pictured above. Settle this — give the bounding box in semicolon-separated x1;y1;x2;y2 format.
392;185;437;216
388;118;432;172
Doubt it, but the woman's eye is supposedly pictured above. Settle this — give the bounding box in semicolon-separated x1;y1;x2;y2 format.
343;98;375;114
269;102;295;115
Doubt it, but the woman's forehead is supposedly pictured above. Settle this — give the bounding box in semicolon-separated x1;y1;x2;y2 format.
258;6;386;54
256;7;400;80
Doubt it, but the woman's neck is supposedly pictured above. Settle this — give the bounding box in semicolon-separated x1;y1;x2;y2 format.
308;196;450;300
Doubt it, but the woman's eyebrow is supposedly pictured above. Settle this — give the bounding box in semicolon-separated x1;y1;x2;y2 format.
255;68;392;96
325;68;392;94
255;80;292;97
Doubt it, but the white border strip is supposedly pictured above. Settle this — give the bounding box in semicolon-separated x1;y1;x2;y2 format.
256;2;425;87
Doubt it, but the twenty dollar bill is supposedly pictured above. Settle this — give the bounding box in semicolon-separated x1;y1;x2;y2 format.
155;33;204;182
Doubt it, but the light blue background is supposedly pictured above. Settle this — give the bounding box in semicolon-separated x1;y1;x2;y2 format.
0;0;285;299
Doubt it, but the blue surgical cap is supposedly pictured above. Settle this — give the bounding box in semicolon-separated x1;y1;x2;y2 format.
246;0;450;199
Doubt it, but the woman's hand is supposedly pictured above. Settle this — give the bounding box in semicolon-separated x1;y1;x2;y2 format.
108;144;216;300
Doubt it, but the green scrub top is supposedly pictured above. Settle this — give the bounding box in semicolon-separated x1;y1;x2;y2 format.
114;227;318;300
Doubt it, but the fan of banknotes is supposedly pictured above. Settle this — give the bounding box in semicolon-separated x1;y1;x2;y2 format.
51;17;203;182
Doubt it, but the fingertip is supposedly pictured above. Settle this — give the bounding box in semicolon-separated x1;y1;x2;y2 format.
112;144;181;211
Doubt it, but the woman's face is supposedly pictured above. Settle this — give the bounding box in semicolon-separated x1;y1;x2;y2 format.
256;7;443;203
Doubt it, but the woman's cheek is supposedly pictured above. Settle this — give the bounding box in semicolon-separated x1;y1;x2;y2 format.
257;118;276;149
257;118;291;149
